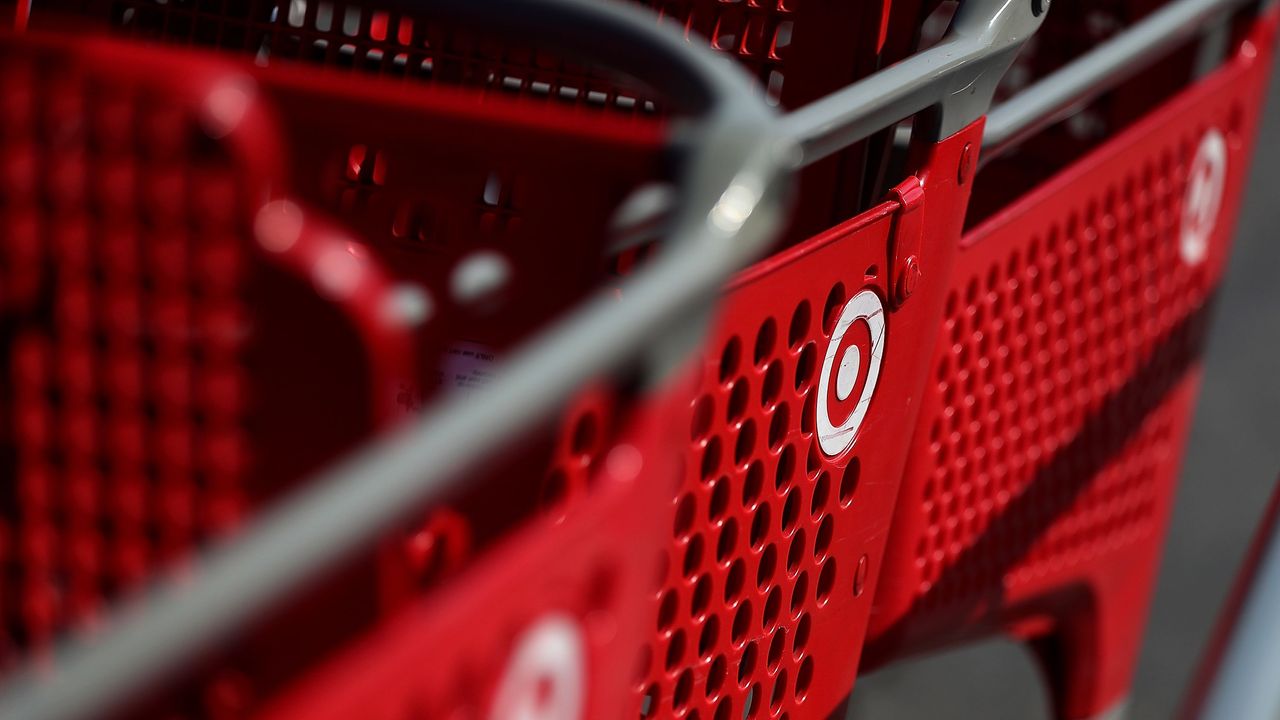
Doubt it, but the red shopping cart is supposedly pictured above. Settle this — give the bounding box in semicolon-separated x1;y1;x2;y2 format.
0;0;791;715
863;3;1279;719
0;2;727;714
20;0;950;241
0;2;1047;720
0;32;420;658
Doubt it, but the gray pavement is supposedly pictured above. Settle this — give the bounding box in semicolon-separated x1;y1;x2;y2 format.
846;49;1280;720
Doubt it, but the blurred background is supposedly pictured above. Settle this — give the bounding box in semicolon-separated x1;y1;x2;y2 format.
847;46;1280;720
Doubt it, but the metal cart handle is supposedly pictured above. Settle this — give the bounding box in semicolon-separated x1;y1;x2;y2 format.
983;0;1267;160
0;1;1048;718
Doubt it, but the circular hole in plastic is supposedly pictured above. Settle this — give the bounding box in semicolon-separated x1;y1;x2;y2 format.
699;615;721;658
658;591;678;630
673;670;693;711
789;301;811;349
795;657;815;700
756;545;778;590
724;560;746;603
750;505;771;549
762;587;782;631
683;535;705;577
717;519;738;564
770;673;787;711
739;642;758;685
811;472;830;518
742;462;764;508
728;380;749;423
768;404;789;450
794;343;817;392
691;575;712;617
735;421;757;466
781;490;800;534
674;494;696;538
571;413;598;457
702;437;723;480
754;318;777;366
823;283;847;335
767;630;787;671
709;480;730;521
787;529;806;574
732;602;753;645
816;559;837;605
640;684;658;718
790;572;809;616
794;613;812;655
665;630;687;670
762;363;783;408
839;458;860;505
775;445;796;490
814;516;834;559
691;396;714;441
707;655;727;698
720;338;742;383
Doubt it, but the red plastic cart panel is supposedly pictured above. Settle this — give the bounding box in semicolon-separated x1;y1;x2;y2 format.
0;33;416;661
252;375;682;720
24;0;943;241
865;12;1277;720
631;121;983;720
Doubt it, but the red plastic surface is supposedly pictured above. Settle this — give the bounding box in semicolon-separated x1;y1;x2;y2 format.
629;122;982;720
0;33;417;664
255;380;680;720
0;28;678;714
25;0;941;240
864;12;1277;720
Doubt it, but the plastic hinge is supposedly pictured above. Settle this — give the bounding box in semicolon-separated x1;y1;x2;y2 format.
887;175;925;308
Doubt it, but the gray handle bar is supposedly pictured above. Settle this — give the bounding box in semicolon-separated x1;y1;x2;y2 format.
983;0;1265;160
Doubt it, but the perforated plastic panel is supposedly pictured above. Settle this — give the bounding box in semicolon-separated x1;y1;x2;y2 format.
865;13;1276;720
0;34;415;663
249;373;683;720
31;0;919;110
27;0;944;242
630;122;982;720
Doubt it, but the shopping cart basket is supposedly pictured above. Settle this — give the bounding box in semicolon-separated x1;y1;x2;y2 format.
864;2;1278;719
0;1;1049;719
231;1;1043;719
0;31;422;658
20;0;949;241
0;0;793;717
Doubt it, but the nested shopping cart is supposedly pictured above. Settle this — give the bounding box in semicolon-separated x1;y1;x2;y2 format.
0;0;1276;718
863;2;1279;719
0;7;749;718
0;0;1045;719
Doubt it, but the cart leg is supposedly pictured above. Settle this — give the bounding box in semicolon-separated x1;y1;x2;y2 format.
1028;571;1151;720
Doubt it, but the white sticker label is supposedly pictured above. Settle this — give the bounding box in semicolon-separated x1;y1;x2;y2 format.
816;289;885;457
440;341;497;392
489;614;586;720
1181;128;1227;266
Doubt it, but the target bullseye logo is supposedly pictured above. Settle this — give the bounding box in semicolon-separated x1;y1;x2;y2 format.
1181;128;1227;266
489;614;585;720
816;289;885;457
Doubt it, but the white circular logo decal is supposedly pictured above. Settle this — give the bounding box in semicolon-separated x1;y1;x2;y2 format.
816;289;885;457
1181;128;1227;266
489;614;586;720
